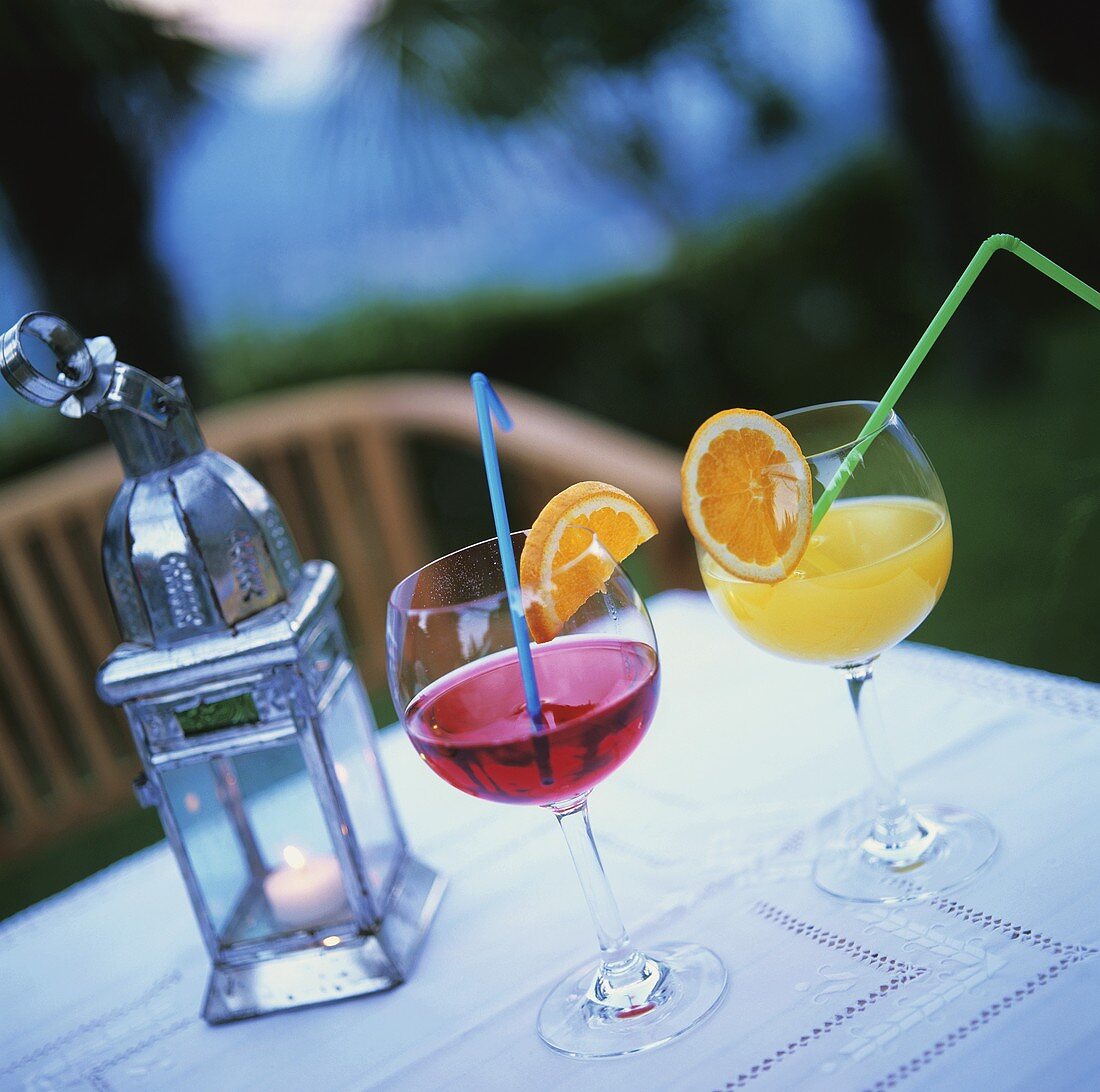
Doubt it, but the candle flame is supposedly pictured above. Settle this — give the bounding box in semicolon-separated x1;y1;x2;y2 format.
283;845;307;870
334;762;349;785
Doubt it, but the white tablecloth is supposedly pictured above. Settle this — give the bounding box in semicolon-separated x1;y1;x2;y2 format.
2;592;1098;1091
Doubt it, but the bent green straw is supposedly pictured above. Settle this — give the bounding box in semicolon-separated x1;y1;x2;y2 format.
811;234;1100;530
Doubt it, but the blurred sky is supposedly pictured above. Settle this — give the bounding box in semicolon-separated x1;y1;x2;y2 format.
0;0;1041;340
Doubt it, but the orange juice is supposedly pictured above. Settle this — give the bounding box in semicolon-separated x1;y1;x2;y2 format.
699;496;951;666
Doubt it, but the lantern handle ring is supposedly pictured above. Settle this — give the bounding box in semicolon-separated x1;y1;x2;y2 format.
1;312;94;407
1;311;178;426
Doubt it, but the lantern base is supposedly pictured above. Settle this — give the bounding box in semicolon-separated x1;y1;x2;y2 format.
201;855;445;1024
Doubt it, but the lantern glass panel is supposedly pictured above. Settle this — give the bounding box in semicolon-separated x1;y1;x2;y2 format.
161;739;354;950
160;761;249;937
320;672;403;898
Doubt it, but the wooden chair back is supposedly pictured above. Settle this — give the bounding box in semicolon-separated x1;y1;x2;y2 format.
0;375;694;859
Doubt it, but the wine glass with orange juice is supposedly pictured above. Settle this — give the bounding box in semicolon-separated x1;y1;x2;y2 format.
683;400;997;903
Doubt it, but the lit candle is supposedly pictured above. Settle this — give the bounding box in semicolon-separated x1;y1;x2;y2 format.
263;846;349;929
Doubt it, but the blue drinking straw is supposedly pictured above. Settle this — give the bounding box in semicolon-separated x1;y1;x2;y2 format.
470;374;547;739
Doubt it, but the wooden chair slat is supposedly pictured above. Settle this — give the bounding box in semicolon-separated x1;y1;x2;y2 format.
0;703;47;832
0;534;123;791
302;438;383;662
249;451;296;519
356;428;430;583
75;499;114;595
39;522;118;661
0;592;81;803
263;447;323;564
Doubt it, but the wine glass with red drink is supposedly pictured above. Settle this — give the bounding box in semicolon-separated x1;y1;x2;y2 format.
387;527;726;1058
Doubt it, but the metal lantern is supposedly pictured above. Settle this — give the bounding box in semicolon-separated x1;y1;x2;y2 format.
1;313;444;1023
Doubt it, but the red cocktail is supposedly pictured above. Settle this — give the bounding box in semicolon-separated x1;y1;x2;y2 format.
405;636;658;806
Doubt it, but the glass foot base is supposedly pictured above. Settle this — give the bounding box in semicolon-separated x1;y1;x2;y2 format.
536;942;727;1058
814;804;998;904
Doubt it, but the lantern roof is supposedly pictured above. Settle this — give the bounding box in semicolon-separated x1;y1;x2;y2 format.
98;560;339;705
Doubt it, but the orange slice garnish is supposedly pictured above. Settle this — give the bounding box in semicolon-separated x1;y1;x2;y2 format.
520;481;658;643
681;409;812;583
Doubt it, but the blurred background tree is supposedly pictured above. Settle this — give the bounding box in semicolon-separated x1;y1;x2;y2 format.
355;0;799;224
864;0;1009;384
0;0;212;392
995;0;1100;116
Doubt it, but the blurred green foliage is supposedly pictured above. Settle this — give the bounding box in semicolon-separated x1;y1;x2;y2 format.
358;0;797;215
367;0;712;120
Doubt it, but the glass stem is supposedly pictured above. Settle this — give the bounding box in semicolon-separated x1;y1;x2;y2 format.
552;797;649;989
844;661;927;855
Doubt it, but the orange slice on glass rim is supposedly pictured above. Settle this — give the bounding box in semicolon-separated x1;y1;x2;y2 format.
681;409;812;583
519;481;658;643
